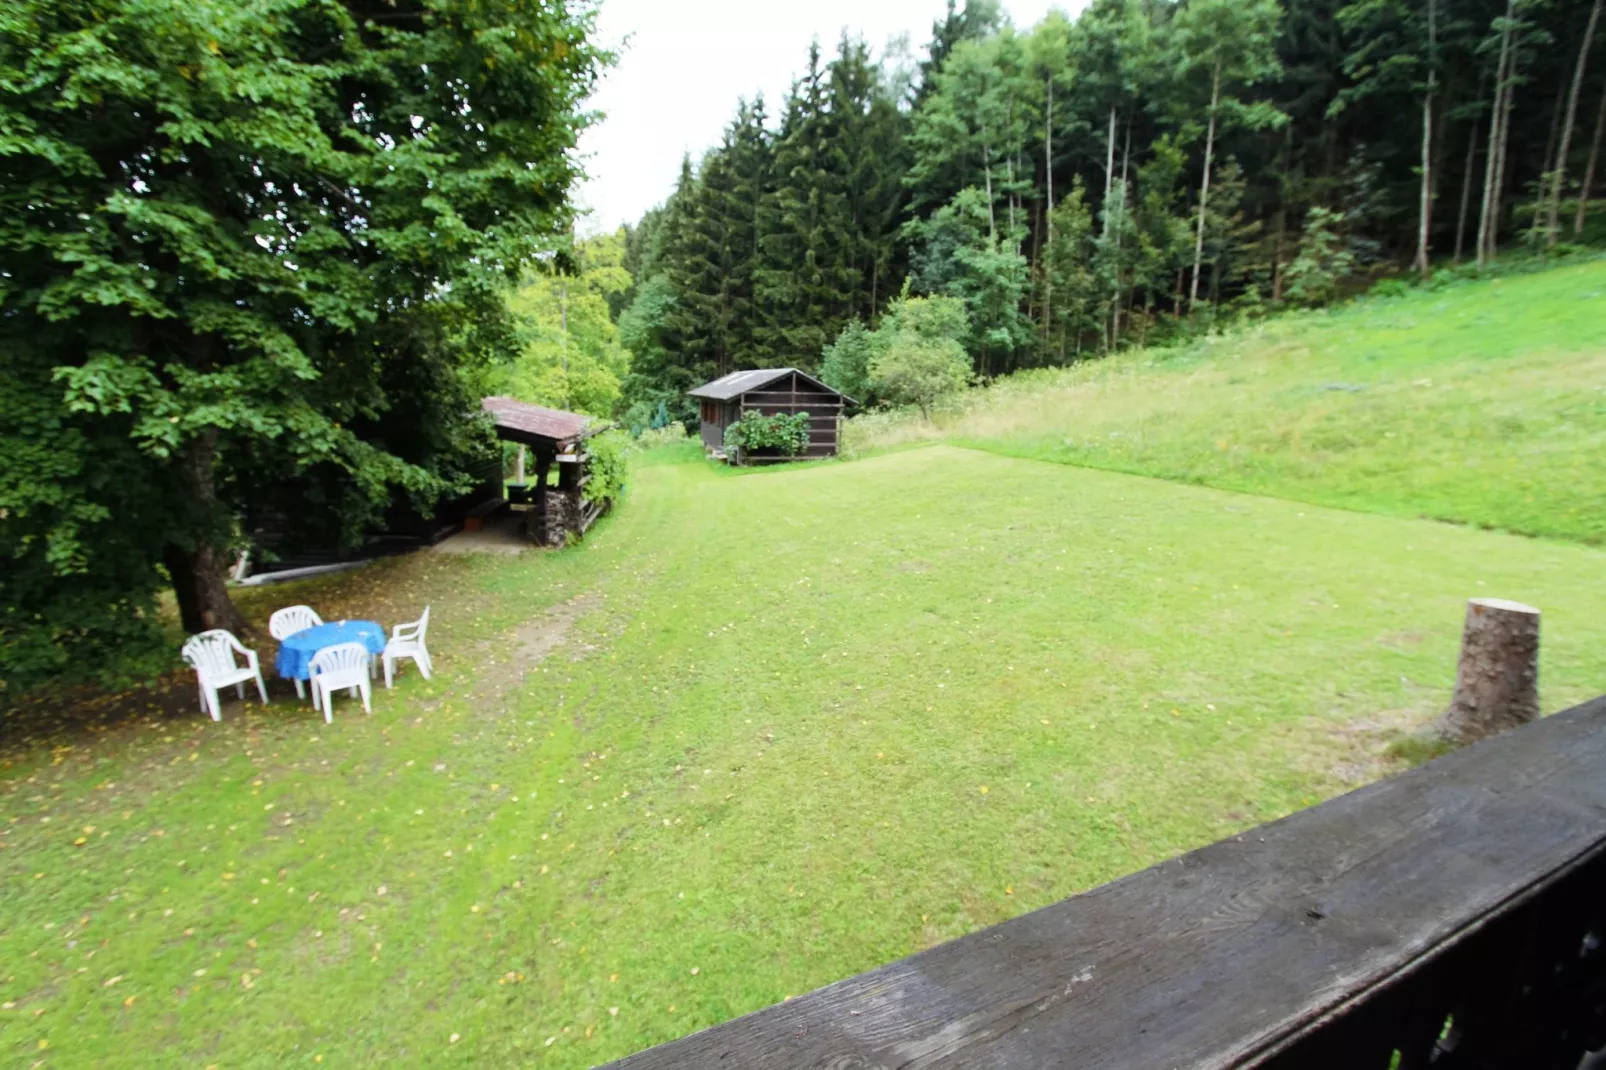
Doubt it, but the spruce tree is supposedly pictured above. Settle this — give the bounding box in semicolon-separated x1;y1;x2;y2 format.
758;43;854;366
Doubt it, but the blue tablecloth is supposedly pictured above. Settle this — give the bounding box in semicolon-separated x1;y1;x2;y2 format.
275;620;386;681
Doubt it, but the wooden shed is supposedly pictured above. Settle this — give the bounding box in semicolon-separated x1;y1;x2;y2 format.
688;368;852;463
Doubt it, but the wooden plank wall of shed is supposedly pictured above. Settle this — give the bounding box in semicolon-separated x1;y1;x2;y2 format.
698;399;736;452
738;372;843;458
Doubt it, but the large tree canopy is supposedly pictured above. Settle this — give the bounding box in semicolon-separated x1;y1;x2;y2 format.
0;0;605;694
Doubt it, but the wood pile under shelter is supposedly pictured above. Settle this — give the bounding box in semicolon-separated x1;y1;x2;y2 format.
688;368;851;463
481;396;608;545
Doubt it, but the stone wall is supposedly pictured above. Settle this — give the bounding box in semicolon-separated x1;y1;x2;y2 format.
524;490;582;546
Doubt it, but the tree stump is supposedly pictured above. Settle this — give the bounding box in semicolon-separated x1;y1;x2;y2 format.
1436;598;1540;744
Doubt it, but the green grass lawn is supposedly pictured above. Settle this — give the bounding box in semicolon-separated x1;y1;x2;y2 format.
848;257;1606;546
4;445;1606;1067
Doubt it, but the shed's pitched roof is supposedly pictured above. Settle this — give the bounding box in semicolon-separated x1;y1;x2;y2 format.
481;396;592;445
687;367;850;403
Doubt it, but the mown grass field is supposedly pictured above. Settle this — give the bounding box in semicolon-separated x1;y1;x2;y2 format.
4;433;1606;1065
848;256;1606;546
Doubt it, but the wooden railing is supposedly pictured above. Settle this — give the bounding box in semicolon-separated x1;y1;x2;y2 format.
608;695;1606;1069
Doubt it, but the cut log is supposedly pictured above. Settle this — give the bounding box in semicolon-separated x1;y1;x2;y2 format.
1437;597;1540;743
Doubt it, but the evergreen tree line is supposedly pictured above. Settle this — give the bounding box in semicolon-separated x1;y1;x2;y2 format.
615;0;1606;425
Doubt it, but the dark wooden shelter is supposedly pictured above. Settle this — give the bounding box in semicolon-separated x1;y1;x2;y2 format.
688;368;851;463
481;396;607;544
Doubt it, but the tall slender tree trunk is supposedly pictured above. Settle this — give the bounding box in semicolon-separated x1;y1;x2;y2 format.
1548;0;1603;245
1273;123;1291;300
1006;144;1018;238
982;137;996;239
1191;60;1222;310
1455;119;1480;263
1477;2;1516;270
1273;213;1287;300
1104;105;1117;202
1044;72;1054;351
1114;119;1132;344
560;282;573;391
1415;91;1435;274
1415;0;1439;275
1578;83;1606;233
164;430;247;637
1532;79;1567;250
1488;40;1520;262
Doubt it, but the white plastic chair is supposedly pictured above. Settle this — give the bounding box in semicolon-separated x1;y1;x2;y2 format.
308;642;372;722
382;606;433;689
268;605;324;698
181;630;269;722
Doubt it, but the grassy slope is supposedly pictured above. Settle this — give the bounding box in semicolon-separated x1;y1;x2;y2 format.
848;258;1606;545
4;448;1606;1066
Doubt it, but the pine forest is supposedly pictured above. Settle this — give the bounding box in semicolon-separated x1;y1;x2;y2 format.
597;0;1606;427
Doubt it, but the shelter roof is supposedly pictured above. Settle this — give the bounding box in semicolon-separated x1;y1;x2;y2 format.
687;368;850;403
481;396;593;447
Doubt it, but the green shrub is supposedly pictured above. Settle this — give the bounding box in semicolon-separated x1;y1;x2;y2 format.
583;429;632;503
868;335;972;421
724;411;811;459
636;421;689;449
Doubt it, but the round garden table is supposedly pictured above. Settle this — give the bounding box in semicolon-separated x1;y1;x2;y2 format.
275;619;386;681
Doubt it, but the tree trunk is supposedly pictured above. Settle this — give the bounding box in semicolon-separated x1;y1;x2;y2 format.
1578;83;1606;234
1006;151;1017;238
164;430;247;637
1415;0;1438;275
1273;124;1291;299
1273;210;1286;300
1191;60;1222;310
1487;45;1519;262
1112;119;1133;345
1415;90;1435;274
1043;72;1054;351
1532;78;1567;250
1104;105;1117;203
1551;0;1604;245
982;137;996;240
1454;119;1479;263
1436;598;1540;744
1476;3;1515;270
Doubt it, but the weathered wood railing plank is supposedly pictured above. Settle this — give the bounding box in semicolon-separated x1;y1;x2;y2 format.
607;696;1606;1068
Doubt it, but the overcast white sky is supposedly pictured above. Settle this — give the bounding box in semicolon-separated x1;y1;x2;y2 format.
573;0;1081;234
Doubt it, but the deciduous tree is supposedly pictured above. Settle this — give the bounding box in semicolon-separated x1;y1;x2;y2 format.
0;0;603;692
